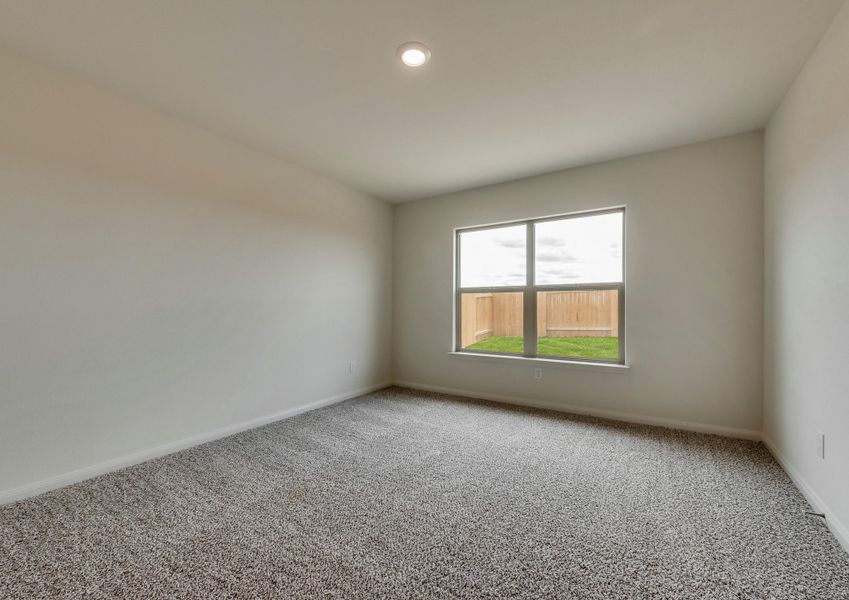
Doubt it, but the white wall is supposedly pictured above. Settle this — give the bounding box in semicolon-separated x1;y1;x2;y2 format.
394;132;764;435
0;49;392;495
764;1;849;548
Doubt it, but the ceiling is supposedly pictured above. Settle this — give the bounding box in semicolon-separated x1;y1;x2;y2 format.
0;1;843;202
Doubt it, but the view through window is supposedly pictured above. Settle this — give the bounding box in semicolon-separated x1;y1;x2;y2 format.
456;208;624;363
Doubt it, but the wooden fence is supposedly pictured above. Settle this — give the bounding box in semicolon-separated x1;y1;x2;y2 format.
460;290;618;348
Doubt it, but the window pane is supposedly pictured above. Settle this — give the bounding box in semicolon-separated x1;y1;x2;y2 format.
537;290;619;360
460;292;523;353
534;212;622;285
459;225;526;288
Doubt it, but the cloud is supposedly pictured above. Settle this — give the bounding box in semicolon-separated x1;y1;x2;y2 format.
496;238;526;249
536;251;577;263
536;236;568;247
538;268;582;280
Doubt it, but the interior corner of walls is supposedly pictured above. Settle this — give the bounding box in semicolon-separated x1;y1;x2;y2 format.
762;435;849;553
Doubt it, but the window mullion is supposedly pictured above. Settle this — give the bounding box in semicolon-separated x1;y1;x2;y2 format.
523;221;536;357
454;230;462;351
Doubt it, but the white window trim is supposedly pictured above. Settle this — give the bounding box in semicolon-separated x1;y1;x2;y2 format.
447;351;630;371
454;206;626;366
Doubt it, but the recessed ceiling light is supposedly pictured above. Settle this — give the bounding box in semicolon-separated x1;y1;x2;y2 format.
397;41;431;67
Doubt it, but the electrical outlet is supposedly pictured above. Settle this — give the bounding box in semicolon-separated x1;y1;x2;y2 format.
534;367;543;380
817;431;825;460
349;361;356;376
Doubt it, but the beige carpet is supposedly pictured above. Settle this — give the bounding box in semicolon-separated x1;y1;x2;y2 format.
2;386;847;599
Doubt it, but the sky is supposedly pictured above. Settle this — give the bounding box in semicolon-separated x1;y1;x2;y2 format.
460;212;622;287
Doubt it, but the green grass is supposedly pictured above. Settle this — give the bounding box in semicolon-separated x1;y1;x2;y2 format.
465;336;619;360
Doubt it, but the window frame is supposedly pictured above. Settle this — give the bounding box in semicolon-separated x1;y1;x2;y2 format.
454;206;625;365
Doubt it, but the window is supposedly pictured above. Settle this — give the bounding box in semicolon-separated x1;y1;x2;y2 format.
455;208;624;364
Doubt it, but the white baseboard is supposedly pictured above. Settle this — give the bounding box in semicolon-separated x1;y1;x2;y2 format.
392;381;848;554
5;379;845;555
392;380;763;441
762;435;849;554
0;381;392;506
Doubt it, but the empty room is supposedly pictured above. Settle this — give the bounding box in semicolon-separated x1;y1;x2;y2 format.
1;1;848;598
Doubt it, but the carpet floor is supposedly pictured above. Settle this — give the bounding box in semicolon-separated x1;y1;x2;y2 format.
1;386;848;599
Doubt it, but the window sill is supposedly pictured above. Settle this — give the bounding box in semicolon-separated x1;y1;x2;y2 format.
448;351;630;371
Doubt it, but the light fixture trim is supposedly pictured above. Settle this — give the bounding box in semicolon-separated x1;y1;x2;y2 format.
397;41;431;67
